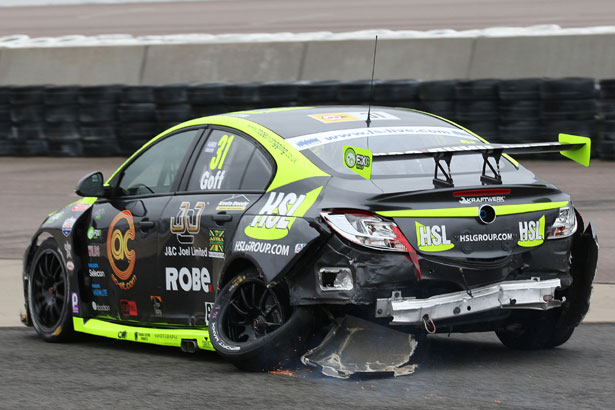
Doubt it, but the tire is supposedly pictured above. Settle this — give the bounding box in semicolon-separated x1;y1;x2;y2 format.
297;80;339;103
418;80;457;101
495;310;575;350
336;80;374;103
374;79;420;102
209;270;314;371
498;78;543;101
540;78;596;100
27;238;74;342
455;79;499;100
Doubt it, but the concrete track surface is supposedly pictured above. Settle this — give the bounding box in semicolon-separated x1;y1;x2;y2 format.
1;324;614;409
1;0;615;37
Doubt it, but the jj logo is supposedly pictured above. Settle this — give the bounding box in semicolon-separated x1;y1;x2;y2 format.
170;202;205;244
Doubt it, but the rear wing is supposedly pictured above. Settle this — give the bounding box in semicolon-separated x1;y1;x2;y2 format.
372;134;590;187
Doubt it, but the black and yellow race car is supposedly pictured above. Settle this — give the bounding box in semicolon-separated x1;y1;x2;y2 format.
22;106;598;371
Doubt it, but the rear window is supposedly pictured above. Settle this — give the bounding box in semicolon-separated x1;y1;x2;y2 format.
286;126;511;177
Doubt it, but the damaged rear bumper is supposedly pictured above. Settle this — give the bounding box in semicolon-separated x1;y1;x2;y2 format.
375;278;562;325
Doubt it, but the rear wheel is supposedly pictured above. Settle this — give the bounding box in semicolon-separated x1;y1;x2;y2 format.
209;270;314;371
28;238;74;342
495;310;575;350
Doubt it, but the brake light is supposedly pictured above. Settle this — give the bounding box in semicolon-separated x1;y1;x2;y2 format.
321;210;421;279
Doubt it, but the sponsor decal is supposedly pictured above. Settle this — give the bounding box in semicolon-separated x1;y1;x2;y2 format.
151;296;163;317
88;245;101;257
343;145;372;179
87;226;102;240
66;261;74;271
459;196;505;204
234;240;290;256
200;134;235;190
244;187;322;240
216;194;250;211
204;140;217;153
295;243;306;253
287;126;474;150
91;301;110;312
208;230;225;259
44;210;64;225
107;210;137;290
92;283;108;297
93;208;105;221
88;263;99;268
118;331;128;339
89;268;105;278
170;201;205;244
64;243;72;259
518;215;545;247
415;222;454;252
71;292;79;314
459;232;514;243
61;217;76;237
165;267;212;292
308;111;399;124
72;203;91;212
164;245;208;257
134;331;150;342
205;302;214;326
120;300;138;317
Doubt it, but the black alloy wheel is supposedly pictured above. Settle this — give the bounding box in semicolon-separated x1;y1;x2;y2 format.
28;238;74;341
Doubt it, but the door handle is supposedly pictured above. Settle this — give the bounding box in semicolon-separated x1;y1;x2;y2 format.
138;220;155;230
212;212;233;223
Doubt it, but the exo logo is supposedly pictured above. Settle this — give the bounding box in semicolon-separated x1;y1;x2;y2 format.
107;210;137;290
518;215;545;247
343;145;372;179
244;186;323;241
415;222;454;252
170;202;205;244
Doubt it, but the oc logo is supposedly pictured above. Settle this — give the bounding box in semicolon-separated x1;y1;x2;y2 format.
107;210;137;290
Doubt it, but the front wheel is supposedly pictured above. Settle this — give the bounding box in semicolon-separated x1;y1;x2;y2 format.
495;310;575;350
209;270;314;371
27;238;75;342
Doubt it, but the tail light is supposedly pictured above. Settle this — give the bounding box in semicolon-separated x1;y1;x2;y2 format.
547;205;577;239
321;210;421;279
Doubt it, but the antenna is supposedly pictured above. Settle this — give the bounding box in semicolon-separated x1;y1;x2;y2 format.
366;35;378;128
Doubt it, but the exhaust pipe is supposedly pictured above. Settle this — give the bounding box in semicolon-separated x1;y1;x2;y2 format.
180;339;198;354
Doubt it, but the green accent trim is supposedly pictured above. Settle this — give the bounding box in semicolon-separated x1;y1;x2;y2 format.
377;201;568;218
73;317;214;351
107;115;329;191
517;214;546;247
343;145;372;179
559;133;591;167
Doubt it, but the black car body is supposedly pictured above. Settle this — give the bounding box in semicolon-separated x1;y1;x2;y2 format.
22;106;598;370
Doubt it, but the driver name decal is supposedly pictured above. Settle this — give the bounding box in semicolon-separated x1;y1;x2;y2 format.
107;210;137;290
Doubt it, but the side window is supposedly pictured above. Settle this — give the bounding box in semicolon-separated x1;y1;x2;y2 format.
186;130;273;192
117;130;199;196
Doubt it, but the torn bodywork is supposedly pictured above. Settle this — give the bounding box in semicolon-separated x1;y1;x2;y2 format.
301;315;418;378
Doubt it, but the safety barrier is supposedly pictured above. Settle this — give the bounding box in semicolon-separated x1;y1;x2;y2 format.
0;78;613;159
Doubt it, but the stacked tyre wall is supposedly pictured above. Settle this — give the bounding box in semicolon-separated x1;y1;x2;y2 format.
0;78;614;159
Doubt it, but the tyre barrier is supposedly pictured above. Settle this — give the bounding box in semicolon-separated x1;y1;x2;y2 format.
0;79;613;158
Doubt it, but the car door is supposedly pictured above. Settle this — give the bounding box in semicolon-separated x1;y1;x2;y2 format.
155;127;274;326
83;128;202;322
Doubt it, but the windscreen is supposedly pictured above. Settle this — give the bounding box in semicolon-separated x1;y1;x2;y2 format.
286;126;511;177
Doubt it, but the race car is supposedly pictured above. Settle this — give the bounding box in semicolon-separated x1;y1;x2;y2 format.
21;106;598;371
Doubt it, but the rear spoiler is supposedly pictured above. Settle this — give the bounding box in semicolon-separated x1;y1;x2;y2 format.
372;134;590;187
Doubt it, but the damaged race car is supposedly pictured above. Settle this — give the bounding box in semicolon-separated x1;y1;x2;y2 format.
22;106;598;376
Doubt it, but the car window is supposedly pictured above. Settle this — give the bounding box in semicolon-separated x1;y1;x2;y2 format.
186;130;272;191
117;130;199;196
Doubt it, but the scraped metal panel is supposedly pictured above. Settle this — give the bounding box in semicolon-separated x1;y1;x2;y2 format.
301;315;417;378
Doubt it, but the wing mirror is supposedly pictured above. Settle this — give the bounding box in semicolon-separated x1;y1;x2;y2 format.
75;172;108;197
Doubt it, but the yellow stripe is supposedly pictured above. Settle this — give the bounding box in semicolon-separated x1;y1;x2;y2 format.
377;201;568;218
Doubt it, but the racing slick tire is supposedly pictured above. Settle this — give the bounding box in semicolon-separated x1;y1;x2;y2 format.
27;238;75;342
495;310;575;350
209;270;314;371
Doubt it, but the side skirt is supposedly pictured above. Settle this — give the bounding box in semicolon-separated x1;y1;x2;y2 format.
73;318;215;351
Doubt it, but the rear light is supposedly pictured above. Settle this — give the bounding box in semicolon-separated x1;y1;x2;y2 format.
547;205;577;239
321;210;422;279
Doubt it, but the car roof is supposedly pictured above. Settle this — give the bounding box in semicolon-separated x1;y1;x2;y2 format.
220;106;460;138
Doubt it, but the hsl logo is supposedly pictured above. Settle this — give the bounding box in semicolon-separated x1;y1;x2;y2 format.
415;222;454;252
107;210;137;290
244;187;322;240
518;215;545;247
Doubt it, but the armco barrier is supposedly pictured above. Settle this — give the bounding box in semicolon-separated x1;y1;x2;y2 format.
0;78;613;159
